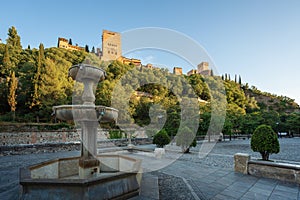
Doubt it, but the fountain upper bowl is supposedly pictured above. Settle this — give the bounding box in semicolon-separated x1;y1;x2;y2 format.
69;64;106;82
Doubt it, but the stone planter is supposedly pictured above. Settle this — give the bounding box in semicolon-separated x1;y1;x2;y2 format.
234;153;300;184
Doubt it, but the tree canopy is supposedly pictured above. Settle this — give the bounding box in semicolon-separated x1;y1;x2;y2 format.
0;26;299;140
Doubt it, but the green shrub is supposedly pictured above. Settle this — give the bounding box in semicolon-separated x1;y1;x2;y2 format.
251;124;280;161
109;130;123;139
153;129;170;148
176;126;197;153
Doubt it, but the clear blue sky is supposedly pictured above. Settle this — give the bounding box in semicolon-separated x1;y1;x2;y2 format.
1;0;300;103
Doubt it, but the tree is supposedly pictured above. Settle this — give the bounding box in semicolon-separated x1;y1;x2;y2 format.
31;43;45;122
7;71;18;121
222;117;233;140
176;126;196;153
286;112;300;135
153;129;170;148
91;46;95;53
250;125;280;161
1;44;13;76
68;38;72;45
85;45;89;52
6;26;22;50
238;75;242;85
17;62;35;115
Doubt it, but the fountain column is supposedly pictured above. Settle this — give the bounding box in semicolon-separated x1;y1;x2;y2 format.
73;68;102;179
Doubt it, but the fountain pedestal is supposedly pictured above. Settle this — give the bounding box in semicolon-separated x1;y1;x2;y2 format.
79;120;100;178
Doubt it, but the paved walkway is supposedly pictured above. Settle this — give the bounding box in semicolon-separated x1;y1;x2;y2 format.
132;157;300;200
126;142;300;200
1;139;300;199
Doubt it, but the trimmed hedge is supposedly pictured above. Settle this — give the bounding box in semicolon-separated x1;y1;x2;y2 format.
153;129;170;148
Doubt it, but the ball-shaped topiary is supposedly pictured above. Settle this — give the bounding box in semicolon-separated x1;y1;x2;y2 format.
251;124;280;161
153;129;171;148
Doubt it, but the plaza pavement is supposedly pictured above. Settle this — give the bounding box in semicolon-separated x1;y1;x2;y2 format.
131;138;300;200
0;138;300;199
133;158;300;200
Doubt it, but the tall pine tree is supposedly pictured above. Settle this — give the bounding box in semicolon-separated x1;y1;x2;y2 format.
1;44;13;76
6;26;22;50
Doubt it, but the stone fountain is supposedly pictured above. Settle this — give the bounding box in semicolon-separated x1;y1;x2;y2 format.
20;64;142;199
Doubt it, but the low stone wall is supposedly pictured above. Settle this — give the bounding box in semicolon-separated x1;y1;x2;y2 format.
0;130;81;146
234;153;300;184
0;138;153;156
0;128;148;146
0;128;152;155
0;143;81;155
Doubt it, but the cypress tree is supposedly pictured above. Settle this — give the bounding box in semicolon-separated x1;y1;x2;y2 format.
8;71;18;121
31;43;45;122
239;75;242;85
85;45;90;52
91;46;95;53
68;38;72;45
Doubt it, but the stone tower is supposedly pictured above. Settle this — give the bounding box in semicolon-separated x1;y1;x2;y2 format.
197;62;209;73
101;30;122;61
197;62;212;76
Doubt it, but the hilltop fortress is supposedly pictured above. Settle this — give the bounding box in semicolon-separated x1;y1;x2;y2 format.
58;30;212;76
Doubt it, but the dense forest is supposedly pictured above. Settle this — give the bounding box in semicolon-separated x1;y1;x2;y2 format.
0;26;299;137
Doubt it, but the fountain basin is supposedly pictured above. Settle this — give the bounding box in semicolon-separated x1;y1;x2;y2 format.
20;155;142;200
69;64;106;82
53;105;118;123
